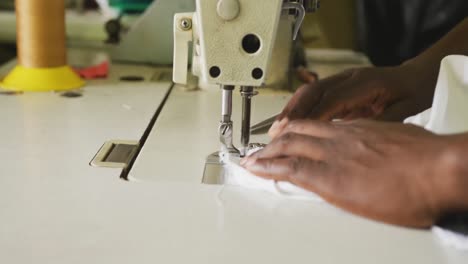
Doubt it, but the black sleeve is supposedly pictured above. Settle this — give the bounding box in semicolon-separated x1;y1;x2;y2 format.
356;0;468;66
436;212;468;235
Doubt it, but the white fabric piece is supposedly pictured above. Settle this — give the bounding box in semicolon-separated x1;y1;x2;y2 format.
405;55;468;250
405;55;468;134
432;226;468;251
220;150;322;201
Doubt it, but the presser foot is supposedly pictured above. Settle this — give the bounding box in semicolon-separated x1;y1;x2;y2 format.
201;143;266;185
219;120;239;155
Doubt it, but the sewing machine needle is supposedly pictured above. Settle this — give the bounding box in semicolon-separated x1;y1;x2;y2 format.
240;86;255;157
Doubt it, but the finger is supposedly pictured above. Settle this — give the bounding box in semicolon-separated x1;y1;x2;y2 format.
245;157;345;206
268;117;289;139
247;132;328;163
375;100;418;122
269;75;351;138
268;84;317;139
278;119;339;138
296;66;318;83
341;107;376;120
308;84;381;121
277;71;353;122
279;83;322;121
244;157;328;186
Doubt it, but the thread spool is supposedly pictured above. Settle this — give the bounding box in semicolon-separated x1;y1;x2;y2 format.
0;0;84;92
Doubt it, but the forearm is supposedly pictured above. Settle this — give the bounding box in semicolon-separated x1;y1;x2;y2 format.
409;18;468;217
403;18;468;85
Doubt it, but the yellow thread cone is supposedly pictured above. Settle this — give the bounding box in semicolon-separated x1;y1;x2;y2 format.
1;0;85;92
0;65;84;92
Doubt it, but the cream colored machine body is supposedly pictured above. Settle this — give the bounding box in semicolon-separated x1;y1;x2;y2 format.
173;0;319;157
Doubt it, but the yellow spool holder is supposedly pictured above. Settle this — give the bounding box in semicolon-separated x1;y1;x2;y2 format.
0;65;84;92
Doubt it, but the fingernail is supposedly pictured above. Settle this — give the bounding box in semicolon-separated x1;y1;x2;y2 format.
241;157;256;167
246;162;266;175
278;118;288;128
245;151;256;158
255;149;264;158
240;157;248;166
270;120;281;133
268;122;280;139
269;118;288;137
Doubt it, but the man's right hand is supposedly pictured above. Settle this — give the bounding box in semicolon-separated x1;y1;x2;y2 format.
269;65;437;138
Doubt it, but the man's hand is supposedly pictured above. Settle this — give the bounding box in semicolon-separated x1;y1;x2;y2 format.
242;119;466;228
271;18;468;139
269;65;438;138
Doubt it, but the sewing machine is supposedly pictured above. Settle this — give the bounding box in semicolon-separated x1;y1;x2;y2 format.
0;1;467;263
172;0;319;164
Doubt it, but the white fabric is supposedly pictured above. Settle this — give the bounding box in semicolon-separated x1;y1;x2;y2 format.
405;55;468;134
433;226;468;251
405;55;468;250
220;150;322;201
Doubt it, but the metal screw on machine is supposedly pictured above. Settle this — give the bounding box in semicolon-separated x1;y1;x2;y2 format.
179;18;192;31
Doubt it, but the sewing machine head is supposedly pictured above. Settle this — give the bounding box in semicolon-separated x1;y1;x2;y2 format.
173;0;319;156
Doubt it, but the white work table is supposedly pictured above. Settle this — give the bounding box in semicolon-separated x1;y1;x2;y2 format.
0;53;467;263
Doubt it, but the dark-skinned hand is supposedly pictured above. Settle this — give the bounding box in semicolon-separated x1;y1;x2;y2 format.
269;65;437;138
242;119;464;228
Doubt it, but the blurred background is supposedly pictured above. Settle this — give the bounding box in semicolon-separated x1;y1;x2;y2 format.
0;0;467;66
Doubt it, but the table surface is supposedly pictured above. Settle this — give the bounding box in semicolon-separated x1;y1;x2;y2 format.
0;50;466;263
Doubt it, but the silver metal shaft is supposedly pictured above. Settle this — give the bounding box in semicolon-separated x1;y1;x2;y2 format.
221;85;233;122
240;86;257;157
219;85;238;154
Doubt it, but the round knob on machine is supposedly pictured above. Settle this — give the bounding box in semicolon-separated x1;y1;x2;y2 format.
217;0;240;21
